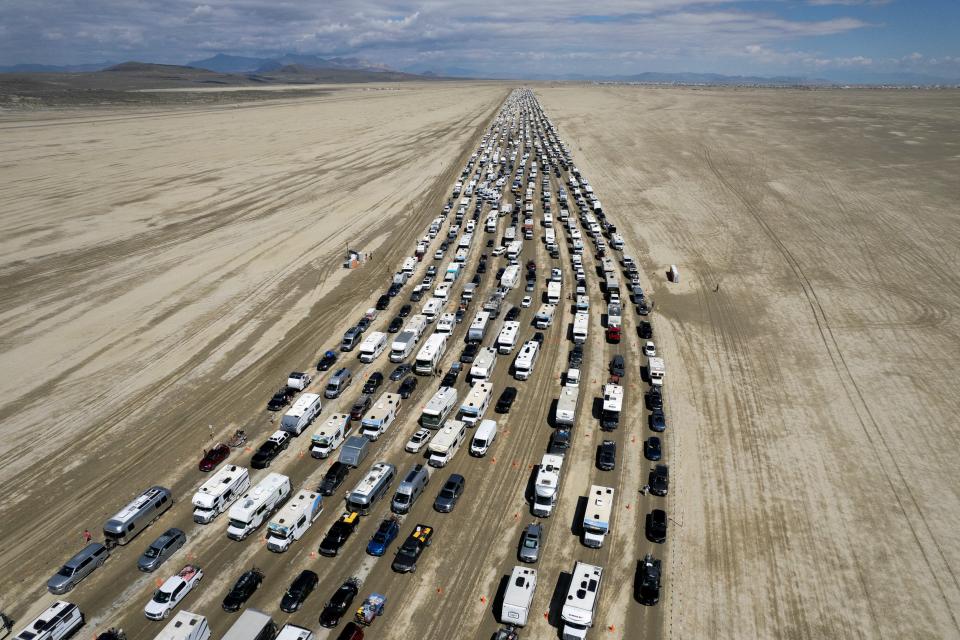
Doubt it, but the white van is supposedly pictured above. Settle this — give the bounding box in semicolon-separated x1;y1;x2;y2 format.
357;331;387;363
309;413;351;459
470;419;498;457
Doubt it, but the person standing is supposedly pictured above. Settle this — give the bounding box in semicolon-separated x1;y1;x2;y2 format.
82;529;92;543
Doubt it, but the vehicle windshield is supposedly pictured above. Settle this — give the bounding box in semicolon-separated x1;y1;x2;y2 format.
57;566;74;577
523;538;537;548
153;589;171;603
394;494;409;504
144;546;160;558
440;489;455;499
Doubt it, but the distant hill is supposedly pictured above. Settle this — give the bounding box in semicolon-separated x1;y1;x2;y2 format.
188;52;391;74
0;61;114;73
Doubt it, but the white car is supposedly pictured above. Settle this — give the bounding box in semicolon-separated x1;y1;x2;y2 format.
434;250;444;260
492;246;506;256
643;341;657;357
521;296;533;308
144;565;203;620
405;428;432;453
565;368;580;388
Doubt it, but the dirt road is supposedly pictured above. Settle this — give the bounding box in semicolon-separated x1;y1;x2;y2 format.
538;85;960;639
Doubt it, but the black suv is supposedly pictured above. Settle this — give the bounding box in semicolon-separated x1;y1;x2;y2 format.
222;568;264;612
609;355;625;378
549;428;571;454
388;317;403;333
597;440;617;471
267;386;295;411
568;344;583;367
318;462;349;496
496;387;518;413
460;342;480;363
318;513;360;557
362;372;384;395
649;464;669;496
399;304;412;317
398;376;418;399
376;294;391;311
645;509;668;543
636;554;662;605
279;570;318;613
319;578;360;628
391;524;433;573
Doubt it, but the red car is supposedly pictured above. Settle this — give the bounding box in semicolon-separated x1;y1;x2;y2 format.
199;443;230;472
606;325;622;343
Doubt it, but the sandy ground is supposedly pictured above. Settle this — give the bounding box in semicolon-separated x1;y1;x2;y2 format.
537;85;960;639
0;82;507;595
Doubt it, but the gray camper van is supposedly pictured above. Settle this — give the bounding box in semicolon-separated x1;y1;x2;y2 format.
102;485;172;548
391;464;430;514
325;368;353;399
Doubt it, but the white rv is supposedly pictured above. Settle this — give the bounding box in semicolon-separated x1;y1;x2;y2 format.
469;347;498;382
192;465;251;524
309;413;351;459
12;601;84;640
470;419;498;457
497;320;521;354
266;489;323;553
532;453;564;517
513;340;540;381
154;610;211;640
226;473;291;540
436;312;457;334
361;393;401;441
280;393;322;436
458;381;493;426
533;304;556;329
420;386;459;429
607;301;622;327
600;383;624;431
402;257;417;275
421;297;445;322
547;280;562;304
275;625;313;640
506;240;524;261
390;316;427;362
648;356;665;386
560;562;603;640
555;386;580;427
500;264;521;289
582;486;614;548
414;332;448;375
500;566;537;627
467;311;492;343
427;420;467;467
357;331;387;363
572;311;590;345
433;282;451;301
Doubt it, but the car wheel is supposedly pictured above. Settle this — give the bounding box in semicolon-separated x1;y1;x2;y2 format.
163;609;170;619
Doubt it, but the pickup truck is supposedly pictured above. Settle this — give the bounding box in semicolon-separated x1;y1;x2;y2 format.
391;524;433;573
144;564;203;620
251;431;291;469
287;372;312;391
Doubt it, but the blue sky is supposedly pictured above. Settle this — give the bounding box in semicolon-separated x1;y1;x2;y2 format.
1;1;958;80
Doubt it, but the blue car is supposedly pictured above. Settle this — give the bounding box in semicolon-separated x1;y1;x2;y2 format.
366;517;400;556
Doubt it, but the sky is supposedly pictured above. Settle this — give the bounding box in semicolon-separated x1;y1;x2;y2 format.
1;0;959;81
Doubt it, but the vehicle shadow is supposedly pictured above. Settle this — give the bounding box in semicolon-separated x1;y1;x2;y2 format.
547;570;573;636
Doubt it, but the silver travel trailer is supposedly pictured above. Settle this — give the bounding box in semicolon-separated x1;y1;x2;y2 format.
103;485;173;548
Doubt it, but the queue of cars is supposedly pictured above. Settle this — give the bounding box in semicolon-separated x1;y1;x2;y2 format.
24;89;673;640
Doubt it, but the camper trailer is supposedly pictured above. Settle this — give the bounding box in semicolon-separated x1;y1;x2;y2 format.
103;486;173;548
280;393;322;436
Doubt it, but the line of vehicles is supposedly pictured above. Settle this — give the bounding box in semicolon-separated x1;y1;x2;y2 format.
18;89;673;640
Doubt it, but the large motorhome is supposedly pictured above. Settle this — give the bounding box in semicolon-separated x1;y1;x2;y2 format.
390;315;428;362
458;381;493;426
345;462;396;515
600;383;624;431
12;601;85;640
506;240;524;261
648;356;665;386
547;280;562;304
357;331;387;363
414;332;448;375
265;489;323;552
500;264;521;289
496;320;521;354
280;393;322;436
513;340;540;381
226;473;291;541
361;393;401;441
427;420;467;468
560;562;603;640
192;465;250;524
420;386;459;429
221;609;277;640
532;453;564;517
309;413;351;459
155;610;211;640
469;347;498;382
103;485;173;547
555;386;580;427
582;486;614;548
421;297;445;322
572;311;590;345
467;311;492;343
500;566;537;628
533;303;556;329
